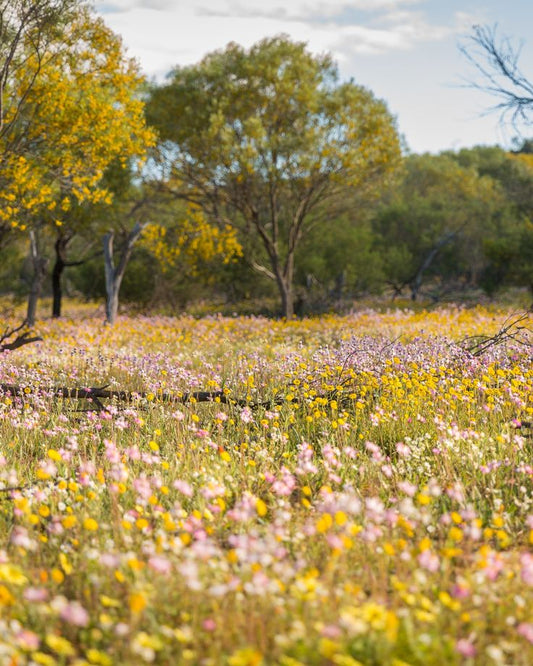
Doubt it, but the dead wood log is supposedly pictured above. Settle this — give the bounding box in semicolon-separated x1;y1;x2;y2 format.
0;383;282;410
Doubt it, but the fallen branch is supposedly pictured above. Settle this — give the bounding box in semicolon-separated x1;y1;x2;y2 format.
0;383;284;410
0;320;42;352
459;309;532;357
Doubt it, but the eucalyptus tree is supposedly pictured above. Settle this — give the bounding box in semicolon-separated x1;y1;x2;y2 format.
147;36;401;318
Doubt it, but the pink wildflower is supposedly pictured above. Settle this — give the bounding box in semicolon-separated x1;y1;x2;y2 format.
174;479;194;497
23;587;48;602
395;441;411;457
60;601;90;627
240;406;253;423
456;639;477;657
321;624;342;639
15;630;40;650
451;583;471;600
418;549;440;573
520;553;533;586
202;618;216;632
483;551;504;581
271;467;296;496
398;481;417;497
148;555;172;575
517;623;533;644
11;526;36;550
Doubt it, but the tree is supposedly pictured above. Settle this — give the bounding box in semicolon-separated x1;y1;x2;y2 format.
0;0;79;140
373;154;502;300
460;26;533;302
450;145;533;298
0;3;155;324
68;161;154;326
146;36;401;318
0;0;79;309
51;229;88;318
294;194;385;310
50;160;141;321
102;222;144;325
461;24;533;130
140;200;242;297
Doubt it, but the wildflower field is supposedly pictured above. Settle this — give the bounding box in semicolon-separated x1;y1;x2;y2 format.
0;306;532;666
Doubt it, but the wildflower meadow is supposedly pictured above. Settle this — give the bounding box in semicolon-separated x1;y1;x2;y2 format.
0;305;532;666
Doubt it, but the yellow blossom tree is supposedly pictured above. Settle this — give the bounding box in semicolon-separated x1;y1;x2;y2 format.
141;202;242;280
0;1;155;324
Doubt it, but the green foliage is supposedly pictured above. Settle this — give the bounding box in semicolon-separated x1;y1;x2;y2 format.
146;35;401;317
1;7;532;314
0;238;27;297
70;246;159;308
372;153;504;298
0;3;154;231
482;219;533;295
296;215;385;300
448;144;533;296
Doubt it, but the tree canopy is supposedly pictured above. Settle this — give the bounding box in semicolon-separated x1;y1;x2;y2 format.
0;1;155;324
147;35;401;317
0;3;154;232
373;153;503;300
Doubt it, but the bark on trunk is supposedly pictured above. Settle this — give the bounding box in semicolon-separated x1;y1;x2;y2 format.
52;236;69;318
103;222;145;325
279;281;294;319
26;230;48;327
272;255;294;319
332;271;346;301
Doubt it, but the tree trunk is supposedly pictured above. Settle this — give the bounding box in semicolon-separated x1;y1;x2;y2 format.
27;230;48;327
52;235;69;318
103;232;119;325
249;234;296;319
410;231;457;301
332;271;346;301
105;282;120;325
279;281;294;319
103;222;145;325
276;254;295;319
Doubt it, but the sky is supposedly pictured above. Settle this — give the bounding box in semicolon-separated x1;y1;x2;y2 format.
94;0;533;155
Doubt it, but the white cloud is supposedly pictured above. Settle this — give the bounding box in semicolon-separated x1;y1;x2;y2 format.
97;0;424;21
95;0;465;79
93;0;503;70
92;0;533;153
97;0;178;12
194;0;424;21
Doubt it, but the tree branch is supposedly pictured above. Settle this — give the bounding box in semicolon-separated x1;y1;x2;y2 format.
459;309;532;357
0;319;42;352
460;24;533;129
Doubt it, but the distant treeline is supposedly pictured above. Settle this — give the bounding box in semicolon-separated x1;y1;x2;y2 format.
2;141;531;315
1;9;531;320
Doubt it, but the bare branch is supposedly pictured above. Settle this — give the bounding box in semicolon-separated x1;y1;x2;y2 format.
0;319;42;352
249;259;276;281
460;24;533;130
0;382;286;410
459;309;532;357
